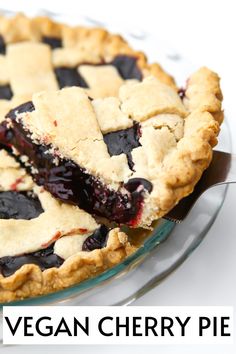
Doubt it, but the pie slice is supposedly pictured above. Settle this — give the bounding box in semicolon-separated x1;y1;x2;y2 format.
0;70;223;229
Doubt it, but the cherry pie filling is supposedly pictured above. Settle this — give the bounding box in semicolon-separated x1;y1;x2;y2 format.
0;35;6;54
0;84;13;100
0;190;44;220
0;244;64;277
42;36;62;49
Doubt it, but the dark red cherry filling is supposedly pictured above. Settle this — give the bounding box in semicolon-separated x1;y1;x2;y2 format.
0;244;64;277
82;225;109;251
42;36;62;49
0;35;6;55
0;84;13;100
0;191;44;220
110;55;143;81
178;87;186;100
103;123;141;169
54;67;89;89
124;178;153;194
0;102;152;225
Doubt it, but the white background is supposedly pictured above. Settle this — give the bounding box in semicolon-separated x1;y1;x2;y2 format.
0;0;236;353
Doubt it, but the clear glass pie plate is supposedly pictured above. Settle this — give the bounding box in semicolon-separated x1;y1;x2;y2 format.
0;8;231;314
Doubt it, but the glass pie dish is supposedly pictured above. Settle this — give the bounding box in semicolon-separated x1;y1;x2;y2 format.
0;7;230;318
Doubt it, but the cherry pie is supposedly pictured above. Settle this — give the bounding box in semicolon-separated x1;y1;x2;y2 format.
0;14;223;302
